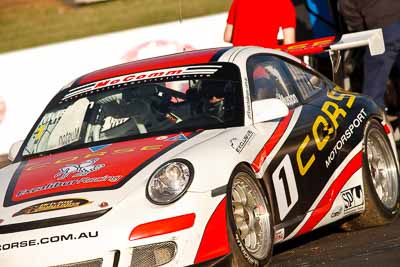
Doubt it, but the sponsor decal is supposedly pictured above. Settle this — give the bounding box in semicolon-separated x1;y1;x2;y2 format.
325;108;367;168
54;158;105;180
101;116;130;132
342;185;363;213
330;206;343;218
58;127;80;146
0;231;98;251
230;130;255;154
277;93;298;106
33;124;46;144
166;133;188;141
0;96;6;124
296;91;356;176
25;146;162;172
32;110;65;144
155;133;189;141
274;228;285;243
244;78;252;120
89;144;110;152
63;65;222;101
16;175;122;198
12;198;92;217
7;132;195;205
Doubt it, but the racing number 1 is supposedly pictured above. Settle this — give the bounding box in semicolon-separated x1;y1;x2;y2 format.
272;154;299;220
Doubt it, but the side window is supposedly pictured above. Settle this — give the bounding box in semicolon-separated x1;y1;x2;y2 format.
283;61;328;100
247;55;299;108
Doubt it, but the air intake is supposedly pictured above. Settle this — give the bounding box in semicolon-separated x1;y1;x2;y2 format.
130;241;177;267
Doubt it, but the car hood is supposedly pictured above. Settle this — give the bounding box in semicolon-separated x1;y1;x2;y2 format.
0;130;220;226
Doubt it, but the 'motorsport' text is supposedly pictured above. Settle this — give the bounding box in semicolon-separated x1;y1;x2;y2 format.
0;231;98;251
325;108;367;168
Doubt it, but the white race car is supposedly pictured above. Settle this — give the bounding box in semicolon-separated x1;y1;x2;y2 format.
0;31;399;267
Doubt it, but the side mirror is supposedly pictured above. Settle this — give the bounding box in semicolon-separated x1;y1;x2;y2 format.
252;98;289;124
8;140;23;162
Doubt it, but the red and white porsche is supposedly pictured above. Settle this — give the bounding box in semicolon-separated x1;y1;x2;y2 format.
0;30;399;267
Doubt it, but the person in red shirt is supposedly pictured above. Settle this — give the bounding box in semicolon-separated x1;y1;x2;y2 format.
224;0;296;48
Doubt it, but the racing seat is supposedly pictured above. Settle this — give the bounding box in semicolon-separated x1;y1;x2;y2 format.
97;101;142;141
85;93;143;142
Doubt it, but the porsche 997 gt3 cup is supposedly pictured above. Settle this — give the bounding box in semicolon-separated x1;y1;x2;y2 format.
0;30;399;267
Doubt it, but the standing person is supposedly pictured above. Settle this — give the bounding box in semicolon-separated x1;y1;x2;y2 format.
224;0;296;48
338;0;400;109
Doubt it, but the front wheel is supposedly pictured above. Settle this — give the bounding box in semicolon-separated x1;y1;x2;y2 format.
226;165;273;266
341;119;400;231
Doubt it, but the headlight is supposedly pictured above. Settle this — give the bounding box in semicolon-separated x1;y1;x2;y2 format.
146;159;194;205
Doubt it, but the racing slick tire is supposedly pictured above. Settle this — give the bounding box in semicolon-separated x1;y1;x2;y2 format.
341;119;400;231
226;165;273;266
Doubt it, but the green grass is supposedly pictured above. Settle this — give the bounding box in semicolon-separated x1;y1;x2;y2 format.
0;0;231;53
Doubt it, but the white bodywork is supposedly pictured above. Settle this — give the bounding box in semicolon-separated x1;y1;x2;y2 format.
0;43;396;267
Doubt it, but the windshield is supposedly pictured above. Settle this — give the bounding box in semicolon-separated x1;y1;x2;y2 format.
23;64;243;157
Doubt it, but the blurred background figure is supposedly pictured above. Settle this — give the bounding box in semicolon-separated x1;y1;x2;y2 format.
339;0;400;111
252;65;276;100
224;0;296;47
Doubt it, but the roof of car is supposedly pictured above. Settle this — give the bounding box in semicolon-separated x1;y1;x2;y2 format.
75;47;229;86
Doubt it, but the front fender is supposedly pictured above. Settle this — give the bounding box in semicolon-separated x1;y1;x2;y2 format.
178;127;261;193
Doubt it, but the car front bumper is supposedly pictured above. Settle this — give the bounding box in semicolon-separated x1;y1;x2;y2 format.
0;192;230;267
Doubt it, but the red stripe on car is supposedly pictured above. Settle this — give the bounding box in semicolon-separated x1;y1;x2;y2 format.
78;48;224;85
251;110;294;173
194;197;230;264
295;151;363;237
129;213;196;241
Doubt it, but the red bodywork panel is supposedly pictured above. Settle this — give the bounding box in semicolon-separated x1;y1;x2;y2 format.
78;48;223;85
194;197;230;264
295;151;363;237
7;132;193;205
129;213;196;241
252;110;294;173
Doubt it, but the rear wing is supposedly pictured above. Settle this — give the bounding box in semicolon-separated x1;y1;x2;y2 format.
277;29;385;88
277;29;385;57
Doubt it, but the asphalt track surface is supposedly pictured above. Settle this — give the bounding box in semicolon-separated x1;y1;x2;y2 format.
271;209;400;267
